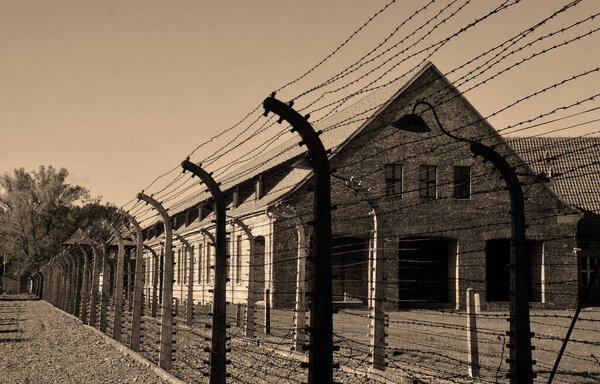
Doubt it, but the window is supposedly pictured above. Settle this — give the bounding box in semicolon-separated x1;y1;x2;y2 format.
255;175;263;201
486;239;542;302
206;245;212;284
420;165;437;198
580;252;598;287
236;235;242;284
385;164;402;197
177;249;181;283
226;238;231;280
232;188;239;208
183;248;187;284
143;257;148;284
197;244;203;283
454;166;471;199
486;239;510;302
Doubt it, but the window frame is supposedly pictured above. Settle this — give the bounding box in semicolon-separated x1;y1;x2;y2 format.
206;244;212;285
419;165;437;199
453;166;471;199
236;235;243;285
384;163;403;197
197;244;202;284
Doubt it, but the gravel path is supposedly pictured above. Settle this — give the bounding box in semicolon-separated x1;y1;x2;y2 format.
0;299;169;384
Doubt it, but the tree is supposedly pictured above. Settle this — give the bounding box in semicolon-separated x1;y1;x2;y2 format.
0;166;107;275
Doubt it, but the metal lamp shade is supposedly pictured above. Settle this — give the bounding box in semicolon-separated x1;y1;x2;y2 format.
392;114;431;133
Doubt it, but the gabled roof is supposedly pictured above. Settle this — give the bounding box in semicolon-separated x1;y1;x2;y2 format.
507;136;600;214
144;60;600;238
217;63;431;188
63;228;93;245
107;225;137;247
144;64;433;230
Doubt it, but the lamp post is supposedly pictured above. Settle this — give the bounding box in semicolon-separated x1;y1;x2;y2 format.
393;100;533;384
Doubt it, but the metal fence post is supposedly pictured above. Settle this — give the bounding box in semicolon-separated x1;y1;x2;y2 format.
181;160;227;384
119;209;145;352
137;193;174;371
263;95;333;384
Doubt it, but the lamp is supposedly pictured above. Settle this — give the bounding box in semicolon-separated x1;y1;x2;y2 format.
392;114;430;133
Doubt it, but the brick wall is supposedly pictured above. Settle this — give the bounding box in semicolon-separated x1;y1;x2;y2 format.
277;65;580;310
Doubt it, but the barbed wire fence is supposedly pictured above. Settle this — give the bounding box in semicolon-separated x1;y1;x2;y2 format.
33;1;600;383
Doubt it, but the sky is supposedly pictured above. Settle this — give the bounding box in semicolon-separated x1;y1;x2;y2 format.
1;0;599;208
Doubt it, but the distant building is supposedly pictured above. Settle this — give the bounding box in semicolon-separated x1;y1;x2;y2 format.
1;262;28;294
140;62;599;310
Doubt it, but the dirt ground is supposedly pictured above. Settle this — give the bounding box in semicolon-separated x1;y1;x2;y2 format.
0;298;168;384
5;296;598;384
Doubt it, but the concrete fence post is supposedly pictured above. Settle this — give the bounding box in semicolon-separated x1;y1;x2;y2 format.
100;242;110;333
265;288;271;335
236;304;242;327
369;209;386;372
200;228;216;308
67;256;75;314
176;234;195;327
106;222;126;342
55;261;63;308
264;95;333;384
74;252;83;318
57;260;65;308
65;257;72;312
128;258;134;313
144;245;159;318
228;216;259;338
271;205;308;351
64;256;72;313
182;160;228;384
466;288;480;378
78;245;91;324
344;176;386;372
119;209;145;352
137;193;174;372
89;244;101;327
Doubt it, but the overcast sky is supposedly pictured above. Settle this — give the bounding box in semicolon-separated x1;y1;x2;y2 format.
1;0;599;208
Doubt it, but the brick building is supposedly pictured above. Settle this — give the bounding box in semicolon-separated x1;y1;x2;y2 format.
140;62;599;311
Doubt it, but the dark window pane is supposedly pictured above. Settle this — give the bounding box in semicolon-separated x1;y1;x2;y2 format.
385;164;402;197
385;166;394;179
420;165;436;198
454;166;471;199
486;239;510;301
